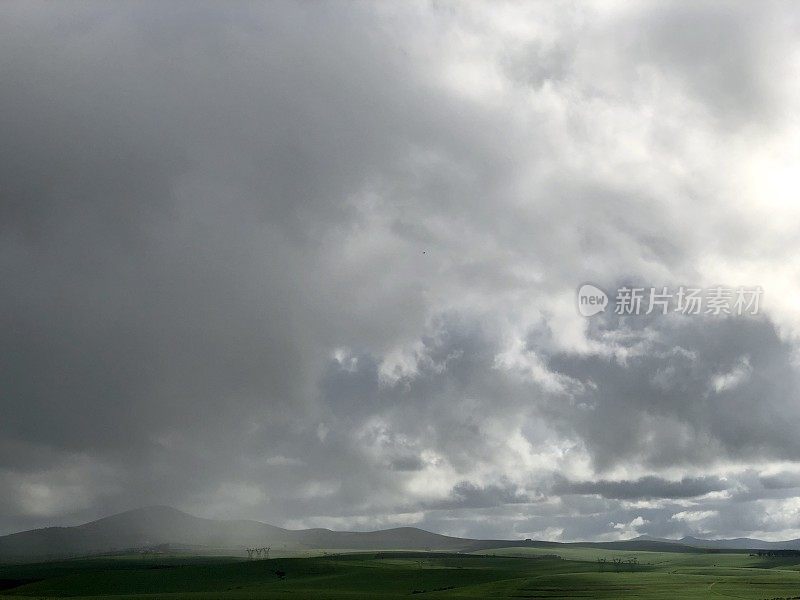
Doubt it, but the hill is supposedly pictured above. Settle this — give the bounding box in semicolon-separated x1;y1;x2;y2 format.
0;506;468;561
633;533;800;551
4;506;800;562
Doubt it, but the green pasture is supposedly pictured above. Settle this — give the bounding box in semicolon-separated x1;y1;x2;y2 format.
1;547;800;599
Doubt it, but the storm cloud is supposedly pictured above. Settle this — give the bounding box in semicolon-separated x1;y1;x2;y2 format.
552;476;730;500
2;1;800;542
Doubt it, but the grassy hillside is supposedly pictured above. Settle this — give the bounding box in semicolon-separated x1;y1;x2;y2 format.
2;548;800;599
0;507;470;561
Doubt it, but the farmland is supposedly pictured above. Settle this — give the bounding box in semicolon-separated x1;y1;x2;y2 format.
2;548;800;599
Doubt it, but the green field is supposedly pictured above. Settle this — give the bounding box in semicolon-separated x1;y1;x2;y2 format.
2;548;800;599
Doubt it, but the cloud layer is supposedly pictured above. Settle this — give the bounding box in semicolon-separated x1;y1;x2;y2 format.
2;1;800;541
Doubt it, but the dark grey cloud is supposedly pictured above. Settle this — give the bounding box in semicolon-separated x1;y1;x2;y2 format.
553;475;729;500
544;314;800;469
759;472;800;491
1;1;800;543
429;481;531;510
388;456;426;473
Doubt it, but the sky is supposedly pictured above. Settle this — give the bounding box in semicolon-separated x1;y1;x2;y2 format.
2;0;800;542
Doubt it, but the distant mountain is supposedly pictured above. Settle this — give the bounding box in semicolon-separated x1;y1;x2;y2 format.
4;506;800;562
466;537;704;554
633;534;800;551
0;506;468;561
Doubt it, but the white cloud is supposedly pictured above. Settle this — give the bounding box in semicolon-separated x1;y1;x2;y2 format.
711;356;752;393
671;510;718;523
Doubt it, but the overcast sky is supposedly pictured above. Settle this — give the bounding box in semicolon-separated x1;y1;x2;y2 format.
3;1;800;541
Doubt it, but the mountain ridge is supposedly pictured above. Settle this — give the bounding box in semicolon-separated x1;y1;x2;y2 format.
0;506;468;560
3;506;800;562
633;533;800;550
